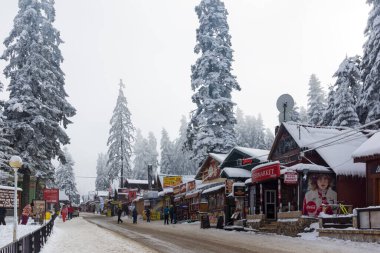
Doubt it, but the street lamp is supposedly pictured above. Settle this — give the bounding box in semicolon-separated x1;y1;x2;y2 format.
9;155;23;242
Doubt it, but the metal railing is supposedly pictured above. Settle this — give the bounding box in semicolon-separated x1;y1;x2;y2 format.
0;216;55;253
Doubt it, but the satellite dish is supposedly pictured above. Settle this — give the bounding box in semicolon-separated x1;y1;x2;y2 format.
279;111;291;123
276;94;294;112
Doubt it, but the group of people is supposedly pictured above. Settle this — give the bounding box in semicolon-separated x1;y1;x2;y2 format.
163;205;176;225
117;205;138;224
0;202;34;226
60;204;75;222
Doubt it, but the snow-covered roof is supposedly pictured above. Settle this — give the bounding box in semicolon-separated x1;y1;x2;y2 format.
59;190;69;201
158;187;173;197
283;163;331;173
283;122;367;177
202;184;224;195
234;147;269;162
352;131;380;159
245;178;252;185
0;185;22;191
209;153;228;163
126;179;149;185
221;167;251;178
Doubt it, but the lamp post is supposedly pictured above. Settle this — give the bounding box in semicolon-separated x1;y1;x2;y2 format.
9;156;23;242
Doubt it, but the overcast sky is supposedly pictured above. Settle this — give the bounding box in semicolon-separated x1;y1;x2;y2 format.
0;0;371;195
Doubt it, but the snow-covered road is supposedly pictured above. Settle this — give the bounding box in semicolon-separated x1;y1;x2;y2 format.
40;216;156;253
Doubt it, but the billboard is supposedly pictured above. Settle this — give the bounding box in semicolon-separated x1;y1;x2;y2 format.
163;176;182;188
302;173;337;217
43;188;59;204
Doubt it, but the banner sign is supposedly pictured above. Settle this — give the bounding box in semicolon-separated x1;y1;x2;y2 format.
225;179;234;195
233;186;245;197
43;188;59;204
284;172;298;185
32;200;46;218
187;180;196;192
173;185;180;195
180;183;187;194
163;176;182;188
0;188;21;208
252;162;280;183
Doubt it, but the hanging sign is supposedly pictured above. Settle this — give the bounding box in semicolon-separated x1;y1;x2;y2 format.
187;180;196;191
180;183;187;193
43;188;59;204
284;171;298;185
252;162;281;183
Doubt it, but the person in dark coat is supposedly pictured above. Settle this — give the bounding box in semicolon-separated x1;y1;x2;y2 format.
132;206;137;224
145;207;151;223
169;205;174;224
163;206;169;225
0;206;6;225
117;207;123;224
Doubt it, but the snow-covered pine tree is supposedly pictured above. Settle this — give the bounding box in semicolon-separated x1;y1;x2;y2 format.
299;106;308;123
160;128;174;174
320;85;335;126
174;116;197;175
289;103;301;122
307;74;326;125
235;108;248;147
255;114;267;149
358;1;380;125
95;153;109;191
332;57;361;127
55;147;80;204
1;0;76;180
107;79;134;187
147;132;159;175
263;128;274;150
187;0;240;166
132;129;150;180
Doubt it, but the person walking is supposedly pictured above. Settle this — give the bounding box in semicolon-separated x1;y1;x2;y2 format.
117;207;123;224
20;203;32;225
169;205;174;224
163;206;169;225
0;206;6;225
68;205;74;220
132;206;138;224
61;205;68;222
145;207;151;223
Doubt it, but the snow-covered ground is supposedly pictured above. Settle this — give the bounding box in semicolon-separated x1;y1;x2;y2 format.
40;217;156;253
0;217;42;248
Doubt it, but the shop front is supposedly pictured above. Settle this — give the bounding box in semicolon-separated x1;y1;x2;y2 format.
201;184;225;227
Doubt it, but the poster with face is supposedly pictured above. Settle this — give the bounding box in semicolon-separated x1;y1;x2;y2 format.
302;173;337;217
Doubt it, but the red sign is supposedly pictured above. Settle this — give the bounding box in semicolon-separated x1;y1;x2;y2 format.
242;158;253;165
252;162;280;183
128;191;137;201
284;172;298;184
43;188;59;204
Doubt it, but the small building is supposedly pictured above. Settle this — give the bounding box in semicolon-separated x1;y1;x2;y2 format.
352;131;380;206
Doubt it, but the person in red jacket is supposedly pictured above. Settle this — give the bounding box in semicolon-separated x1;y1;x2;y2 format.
61;205;68;222
20;203;32;225
68;205;74;220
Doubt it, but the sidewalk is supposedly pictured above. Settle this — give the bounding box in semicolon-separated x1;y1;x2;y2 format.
40;216;156;253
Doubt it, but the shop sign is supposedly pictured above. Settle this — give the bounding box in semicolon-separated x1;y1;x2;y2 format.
173;185;180;195
225;179;234;195
180;183;187;193
284;172;298;185
43;188;59;204
163;176;182;188
128;190;137;201
32;200;46;218
187;180;196;191
118;188;129;193
0;188;21;208
252;162;280;183
242;158;253;165
233;186;245;197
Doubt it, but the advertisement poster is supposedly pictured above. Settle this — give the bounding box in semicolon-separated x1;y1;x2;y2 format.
43;188;59;204
163;176;182;188
33;200;46;221
302;173;337;217
0;188;21;208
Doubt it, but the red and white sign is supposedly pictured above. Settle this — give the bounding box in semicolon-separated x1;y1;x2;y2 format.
252;162;280;183
284;171;298;185
43;188;59;204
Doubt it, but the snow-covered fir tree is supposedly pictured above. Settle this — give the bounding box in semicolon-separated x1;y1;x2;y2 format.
358;1;380;126
289;103;301;122
1;0;76;180
147;132;159;175
332;57;361;127
320;85;335;126
235;108;246;146
299;106;308;124
174;116;197;175
187;0;240;166
107;79;134;186
263;128;274;150
307;74;326;125
95;153;109;191
55;147;80;204
160;128;175;174
132;129;150;180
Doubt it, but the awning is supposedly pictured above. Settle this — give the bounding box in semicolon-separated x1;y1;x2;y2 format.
202;185;225;195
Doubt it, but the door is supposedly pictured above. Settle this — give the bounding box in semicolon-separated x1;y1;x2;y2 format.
377;179;380;205
265;190;276;220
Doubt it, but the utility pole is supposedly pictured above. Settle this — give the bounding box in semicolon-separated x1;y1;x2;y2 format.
120;136;124;189
148;164;152;190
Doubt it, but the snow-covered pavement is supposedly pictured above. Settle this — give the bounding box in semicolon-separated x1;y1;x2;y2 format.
40;216;156;253
0;217;42;248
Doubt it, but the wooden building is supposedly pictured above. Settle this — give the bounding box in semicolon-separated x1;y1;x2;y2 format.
352;132;380;206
